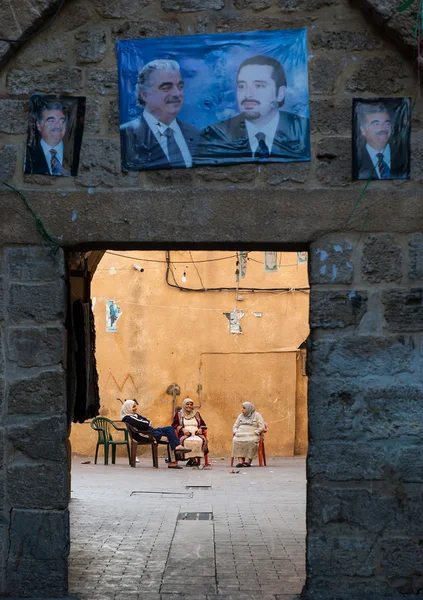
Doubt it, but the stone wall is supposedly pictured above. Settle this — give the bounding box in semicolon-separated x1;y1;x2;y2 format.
306;232;423;599
0;0;422;597
0;246;68;597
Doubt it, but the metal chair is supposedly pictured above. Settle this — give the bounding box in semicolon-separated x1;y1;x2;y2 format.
125;422;171;468
90;417;131;465
230;422;268;467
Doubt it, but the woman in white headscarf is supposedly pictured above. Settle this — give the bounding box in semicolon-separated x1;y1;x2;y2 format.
232;401;265;468
172;397;208;466
120;399;191;468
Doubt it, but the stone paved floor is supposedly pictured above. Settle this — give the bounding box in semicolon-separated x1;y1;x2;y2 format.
69;456;306;600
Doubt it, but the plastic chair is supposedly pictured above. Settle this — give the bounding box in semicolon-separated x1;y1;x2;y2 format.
90;417;131;465
230;422;268;467
125;422;171;468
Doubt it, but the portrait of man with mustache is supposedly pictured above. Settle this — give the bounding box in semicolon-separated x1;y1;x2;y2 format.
196;55;310;165
120;59;200;171
354;100;410;180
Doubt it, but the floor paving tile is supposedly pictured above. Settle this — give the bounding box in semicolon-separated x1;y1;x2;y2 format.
69;456;306;599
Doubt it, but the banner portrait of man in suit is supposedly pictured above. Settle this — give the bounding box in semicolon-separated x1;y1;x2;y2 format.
24;95;86;177
120;59;199;171
352;98;410;181
117;29;310;172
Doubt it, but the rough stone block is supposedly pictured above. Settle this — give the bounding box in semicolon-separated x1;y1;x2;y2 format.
107;99;120;134
309;99;351;135
92;0;151;17
311;30;381;51
307;441;388;480
382;288;423;332
144;168;194;188
347;56;406;94
6;246;65;281
8;283;65;324
308;335;415;378
0;331;4;377
310;290;367;329
395;445;423;482
195;15;210;33
6;557;67;597
8;369;66;415
60;1;90;31
8;415;67;461
8;326;65;367
76;138;138;187
74;28;107;64
316;138;351;186
307;536;377;576
310;57;341;94
308;378;362;441
409;233;423;280
309;238;354;284
264;161;310;185
7;67;82;95
111;19;181;40
308;485;396;535
8;463;68;509
87;68;118;95
0;378;4;414
162;0;224;10
196;165;256;184
362;234;402;283
85;98;101;135
216;15;306;32
0;99;29;134
0;145;17;182
381;538;423;581
304;576;394;600
15;36;68;67
9;508;69;560
234;0;273;9
0;278;3;323
363;384;423;440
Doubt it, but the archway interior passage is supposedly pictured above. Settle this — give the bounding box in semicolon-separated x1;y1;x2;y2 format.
68;248;309;600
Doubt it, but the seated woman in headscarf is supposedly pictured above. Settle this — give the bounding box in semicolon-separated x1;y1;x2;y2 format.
120;399;191;469
232;401;265;468
172;397;208;467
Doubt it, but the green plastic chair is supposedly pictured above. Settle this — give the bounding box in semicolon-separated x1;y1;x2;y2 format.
90;417;131;465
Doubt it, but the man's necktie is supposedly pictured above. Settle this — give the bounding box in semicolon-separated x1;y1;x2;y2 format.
164;127;185;167
255;132;270;159
50;149;62;175
376;153;390;179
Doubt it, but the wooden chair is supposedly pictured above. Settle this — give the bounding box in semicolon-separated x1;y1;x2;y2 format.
90;417;131;465
125;422;171;468
230;422;268;467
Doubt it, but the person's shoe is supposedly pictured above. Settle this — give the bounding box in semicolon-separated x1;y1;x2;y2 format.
176;447;192;453
168;462;183;469
236;463;244;468
243;462;251;467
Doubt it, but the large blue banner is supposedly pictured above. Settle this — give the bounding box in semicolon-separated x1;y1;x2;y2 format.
117;29;310;172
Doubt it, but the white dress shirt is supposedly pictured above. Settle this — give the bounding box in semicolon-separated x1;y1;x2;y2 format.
366;143;391;179
40;139;64;175
245;111;280;156
143;109;192;167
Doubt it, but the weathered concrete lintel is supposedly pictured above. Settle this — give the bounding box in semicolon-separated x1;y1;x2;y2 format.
1;187;423;248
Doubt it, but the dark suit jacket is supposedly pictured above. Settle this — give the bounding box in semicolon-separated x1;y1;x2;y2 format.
196;110;310;165
24;142;72;176
120;114;200;172
356;143;409;180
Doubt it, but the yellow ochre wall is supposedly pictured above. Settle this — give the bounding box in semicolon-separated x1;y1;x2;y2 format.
70;250;309;458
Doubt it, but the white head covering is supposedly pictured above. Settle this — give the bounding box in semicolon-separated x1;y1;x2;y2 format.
120;399;136;419
238;401;256;425
181;397;195;419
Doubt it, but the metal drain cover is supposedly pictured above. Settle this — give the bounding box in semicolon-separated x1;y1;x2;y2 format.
178;512;213;521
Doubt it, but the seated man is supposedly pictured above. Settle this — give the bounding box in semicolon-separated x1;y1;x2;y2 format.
120;399;191;469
